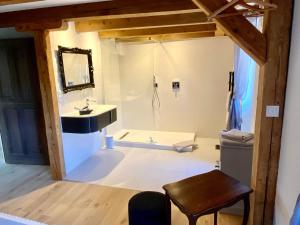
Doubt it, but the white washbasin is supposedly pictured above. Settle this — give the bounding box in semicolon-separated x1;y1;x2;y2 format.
61;105;117;118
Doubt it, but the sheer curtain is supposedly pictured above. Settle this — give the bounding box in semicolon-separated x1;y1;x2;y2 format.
227;18;260;130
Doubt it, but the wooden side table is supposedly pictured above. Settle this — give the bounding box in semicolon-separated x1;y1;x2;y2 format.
163;170;253;225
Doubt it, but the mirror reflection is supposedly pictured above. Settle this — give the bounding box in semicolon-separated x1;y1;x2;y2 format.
58;46;95;93
63;53;90;87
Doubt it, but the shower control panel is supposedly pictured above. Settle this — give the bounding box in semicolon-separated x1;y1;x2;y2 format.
172;81;180;90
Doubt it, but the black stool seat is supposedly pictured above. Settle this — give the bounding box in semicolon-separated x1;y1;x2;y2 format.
128;191;171;225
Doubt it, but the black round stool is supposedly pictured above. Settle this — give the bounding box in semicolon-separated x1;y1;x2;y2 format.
128;191;171;225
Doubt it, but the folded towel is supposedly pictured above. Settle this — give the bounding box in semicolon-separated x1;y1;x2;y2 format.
221;129;254;143
220;137;254;148
173;140;197;152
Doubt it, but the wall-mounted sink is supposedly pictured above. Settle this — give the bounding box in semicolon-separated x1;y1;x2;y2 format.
61;105;117;134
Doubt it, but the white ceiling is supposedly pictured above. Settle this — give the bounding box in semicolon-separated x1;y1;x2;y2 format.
0;0;108;13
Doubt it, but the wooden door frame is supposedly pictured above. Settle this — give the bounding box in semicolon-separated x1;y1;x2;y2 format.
3;0;293;223
251;0;294;224
34;30;65;180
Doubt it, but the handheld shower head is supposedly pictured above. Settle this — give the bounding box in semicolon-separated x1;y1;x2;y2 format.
152;75;160;110
153;75;158;88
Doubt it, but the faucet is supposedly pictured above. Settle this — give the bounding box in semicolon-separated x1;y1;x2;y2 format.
74;98;97;112
149;136;156;144
86;97;96;107
74;98;96;111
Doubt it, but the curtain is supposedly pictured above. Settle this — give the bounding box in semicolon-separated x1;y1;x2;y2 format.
226;18;260;130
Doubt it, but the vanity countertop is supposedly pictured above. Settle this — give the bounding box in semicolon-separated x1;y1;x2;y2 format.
61;105;117;118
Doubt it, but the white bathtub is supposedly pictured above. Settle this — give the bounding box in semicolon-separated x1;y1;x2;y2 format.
113;129;196;151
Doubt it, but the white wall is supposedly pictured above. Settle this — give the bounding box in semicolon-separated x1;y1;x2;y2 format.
50;22;103;114
274;2;300;224
101;39;123;135
50;22;104;174
115;37;234;138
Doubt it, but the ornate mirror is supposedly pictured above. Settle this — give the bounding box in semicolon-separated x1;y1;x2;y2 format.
58;46;95;93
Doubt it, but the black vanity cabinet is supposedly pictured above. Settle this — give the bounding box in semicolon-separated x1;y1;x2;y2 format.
61;107;117;134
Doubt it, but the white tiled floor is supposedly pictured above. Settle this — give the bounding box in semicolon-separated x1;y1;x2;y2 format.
65;138;220;192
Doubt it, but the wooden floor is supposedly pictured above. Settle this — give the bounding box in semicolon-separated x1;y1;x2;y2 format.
0;164;242;225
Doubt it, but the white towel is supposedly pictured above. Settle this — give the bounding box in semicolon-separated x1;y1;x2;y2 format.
173;140;197;152
221;129;254;143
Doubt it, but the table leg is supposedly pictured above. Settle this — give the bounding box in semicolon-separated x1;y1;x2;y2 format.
214;212;218;225
165;194;171;225
242;195;250;225
188;216;197;225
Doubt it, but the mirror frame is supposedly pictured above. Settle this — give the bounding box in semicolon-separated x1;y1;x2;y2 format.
58;46;95;93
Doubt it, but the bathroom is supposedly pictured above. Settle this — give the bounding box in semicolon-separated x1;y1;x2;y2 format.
50;21;259;192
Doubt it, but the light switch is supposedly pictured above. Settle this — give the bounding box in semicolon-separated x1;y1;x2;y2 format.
266;105;280;118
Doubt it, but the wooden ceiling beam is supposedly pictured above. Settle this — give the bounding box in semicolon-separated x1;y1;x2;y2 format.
0;0;42;6
99;24;216;38
114;32;216;43
75;12;209;32
192;0;267;65
0;0;199;28
15;20;68;32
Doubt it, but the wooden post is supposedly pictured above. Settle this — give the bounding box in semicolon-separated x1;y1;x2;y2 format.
251;0;294;224
34;30;65;180
191;0;267;65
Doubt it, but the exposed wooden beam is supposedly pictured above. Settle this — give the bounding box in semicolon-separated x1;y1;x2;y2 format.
0;0;199;28
251;0;294;224
34;30;65;180
15;20;66;32
99;24;216;38
114;32;216;43
191;0;267;65
0;0;41;6
75;12;208;32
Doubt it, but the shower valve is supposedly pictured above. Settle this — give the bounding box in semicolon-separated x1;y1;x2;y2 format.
172;81;180;90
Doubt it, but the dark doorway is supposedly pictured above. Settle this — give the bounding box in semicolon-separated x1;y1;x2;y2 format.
0;38;49;165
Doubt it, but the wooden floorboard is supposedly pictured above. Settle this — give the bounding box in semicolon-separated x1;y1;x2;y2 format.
0;164;242;225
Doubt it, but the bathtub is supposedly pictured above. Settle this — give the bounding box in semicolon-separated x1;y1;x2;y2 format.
113;129;196;151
